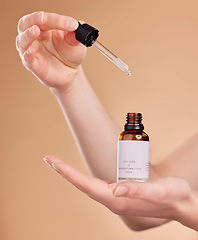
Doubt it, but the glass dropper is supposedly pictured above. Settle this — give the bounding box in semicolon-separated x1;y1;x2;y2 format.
75;22;132;77
93;40;131;76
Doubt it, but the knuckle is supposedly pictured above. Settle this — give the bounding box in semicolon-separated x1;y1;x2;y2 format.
155;183;169;203
124;183;141;198
57;16;64;28
131;184;141;198
58;15;69;29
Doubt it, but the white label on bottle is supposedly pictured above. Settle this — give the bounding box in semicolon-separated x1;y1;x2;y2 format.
117;140;149;182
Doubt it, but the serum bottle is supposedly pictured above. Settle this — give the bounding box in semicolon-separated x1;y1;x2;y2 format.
117;113;149;182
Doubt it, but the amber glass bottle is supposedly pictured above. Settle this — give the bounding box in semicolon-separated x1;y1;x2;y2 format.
117;113;149;182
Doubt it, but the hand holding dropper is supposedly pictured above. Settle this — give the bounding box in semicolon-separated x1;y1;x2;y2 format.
75;22;132;76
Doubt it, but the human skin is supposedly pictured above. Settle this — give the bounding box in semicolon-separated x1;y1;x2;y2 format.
16;11;198;231
43;154;198;231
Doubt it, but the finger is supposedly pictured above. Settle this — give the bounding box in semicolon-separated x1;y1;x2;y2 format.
22;46;37;65
18;12;45;33
113;180;170;203
43;156;137;216
43;155;114;203
64;32;81;46
18;11;79;34
22;46;48;78
16;25;40;54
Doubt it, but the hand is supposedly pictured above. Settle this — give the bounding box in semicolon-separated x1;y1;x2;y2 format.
43;155;198;231
16;11;87;92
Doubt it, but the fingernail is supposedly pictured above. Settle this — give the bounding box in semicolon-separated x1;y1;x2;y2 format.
43;156;52;167
51;163;64;177
51;163;60;173
114;186;128;197
36;11;44;23
66;19;78;31
30;26;35;36
27;47;32;55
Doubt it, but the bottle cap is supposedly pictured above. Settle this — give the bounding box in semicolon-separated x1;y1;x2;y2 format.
75;22;99;47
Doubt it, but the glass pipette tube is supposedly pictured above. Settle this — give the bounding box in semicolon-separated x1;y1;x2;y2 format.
93;40;132;77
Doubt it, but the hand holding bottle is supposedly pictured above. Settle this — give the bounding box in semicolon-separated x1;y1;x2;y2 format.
16;11;198;233
43;155;198;231
16;11;87;92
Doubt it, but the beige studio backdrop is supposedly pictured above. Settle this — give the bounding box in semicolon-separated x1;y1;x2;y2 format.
1;0;198;239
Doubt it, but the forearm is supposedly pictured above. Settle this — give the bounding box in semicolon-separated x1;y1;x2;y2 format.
177;190;198;230
51;67;173;231
51;66;120;181
155;133;198;190
18;11;180;232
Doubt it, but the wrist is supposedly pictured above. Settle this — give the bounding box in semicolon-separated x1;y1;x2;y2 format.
177;190;198;230
50;65;85;97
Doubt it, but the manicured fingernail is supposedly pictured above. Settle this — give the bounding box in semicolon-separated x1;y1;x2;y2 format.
36;11;44;23
114;186;128;197
43;156;52;167
51;163;63;175
27;47;32;55
51;163;58;171
66;19;78;31
29;26;35;36
40;11;44;22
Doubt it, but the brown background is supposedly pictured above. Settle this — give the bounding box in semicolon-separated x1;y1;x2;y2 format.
1;0;198;239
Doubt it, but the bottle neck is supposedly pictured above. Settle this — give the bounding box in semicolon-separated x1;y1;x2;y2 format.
124;113;144;131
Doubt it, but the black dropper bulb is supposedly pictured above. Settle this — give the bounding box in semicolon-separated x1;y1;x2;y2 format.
75;22;99;47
